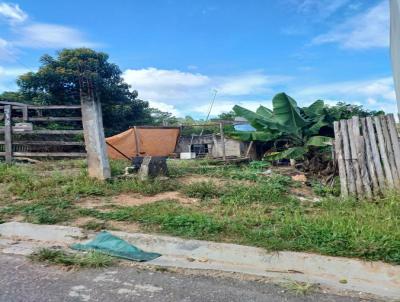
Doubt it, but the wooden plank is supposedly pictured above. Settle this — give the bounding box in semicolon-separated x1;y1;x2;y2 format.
27;117;82;122
4;105;12;164
22;106;28;122
27;105;81;110
0;141;84;146
0;129;83;134
352;117;372;198
334;121;348;197
0;101;28;107
365;117;386;189
245;141;254;158
0;152;87;157
386;113;400;185
361;118;379;193
380;115;399;186
347;118;364;196
340;120;356;195
374;116;394;186
0;105;79;109
219;123;226;161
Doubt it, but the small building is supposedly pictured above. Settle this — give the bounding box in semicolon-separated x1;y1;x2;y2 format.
175;134;257;159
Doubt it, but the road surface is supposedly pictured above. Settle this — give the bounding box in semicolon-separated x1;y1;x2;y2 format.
0;254;374;302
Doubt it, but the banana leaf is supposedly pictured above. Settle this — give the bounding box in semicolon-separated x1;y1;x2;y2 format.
272;93;308;134
307;116;329;135
233;105;288;132
265;146;307;161
256;105;273;119
228;130;279;142
302;100;325;119
306;136;332;147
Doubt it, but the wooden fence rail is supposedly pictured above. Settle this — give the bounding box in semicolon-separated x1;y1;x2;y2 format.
334;114;400;198
0;101;86;163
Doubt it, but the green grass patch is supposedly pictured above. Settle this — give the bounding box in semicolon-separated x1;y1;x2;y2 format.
220;175;294;205
2;159;400;265
181;181;222;200
29;248;115;268
0;162;177;201
0;198;74;224
79;200;225;239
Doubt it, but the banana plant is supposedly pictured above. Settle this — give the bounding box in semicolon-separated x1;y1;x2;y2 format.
231;92;332;160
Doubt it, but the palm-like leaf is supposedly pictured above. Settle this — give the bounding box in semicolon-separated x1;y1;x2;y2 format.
272;93;308;135
265;147;307;161
306;136;332;147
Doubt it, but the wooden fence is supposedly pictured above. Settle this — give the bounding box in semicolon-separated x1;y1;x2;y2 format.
334;114;400;198
0;101;86;163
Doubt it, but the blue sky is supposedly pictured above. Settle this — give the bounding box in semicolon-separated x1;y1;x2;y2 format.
0;0;396;117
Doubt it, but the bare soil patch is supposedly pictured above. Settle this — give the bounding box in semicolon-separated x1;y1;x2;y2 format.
76;191;197;210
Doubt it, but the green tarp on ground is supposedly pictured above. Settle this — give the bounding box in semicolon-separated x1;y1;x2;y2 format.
71;231;161;262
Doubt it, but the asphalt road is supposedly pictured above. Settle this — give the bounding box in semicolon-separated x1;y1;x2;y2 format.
0;254;374;302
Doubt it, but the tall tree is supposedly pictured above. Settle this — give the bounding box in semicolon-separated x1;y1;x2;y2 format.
7;48;152;135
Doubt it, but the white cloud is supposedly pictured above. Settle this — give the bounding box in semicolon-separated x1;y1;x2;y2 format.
122;67;289;116
294;77;397;113
0;38;16;60
148;100;182;117
216;72;290;96
0;3;98;61
0;3;27;24
288;0;352;19
123;67;210;103
312;1;389;49
192;100;271;116
14;23;98;49
0;65;30;92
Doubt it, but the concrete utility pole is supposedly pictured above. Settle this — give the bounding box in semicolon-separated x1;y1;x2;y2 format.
390;0;400;113
79;77;111;180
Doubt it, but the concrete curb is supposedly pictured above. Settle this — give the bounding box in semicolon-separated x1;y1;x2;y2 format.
1;222;399;299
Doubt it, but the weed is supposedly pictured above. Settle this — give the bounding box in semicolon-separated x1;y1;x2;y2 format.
22;199;73;224
82;220;108;231
182;181;222;200
110;159;130;176
29;248;115;268
283;281;318;296
311;179;340;197
220;176;294;205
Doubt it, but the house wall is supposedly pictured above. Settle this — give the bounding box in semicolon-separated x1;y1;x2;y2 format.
176;135;257;159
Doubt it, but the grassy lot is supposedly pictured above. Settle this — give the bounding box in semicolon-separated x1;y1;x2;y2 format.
1;159;400;265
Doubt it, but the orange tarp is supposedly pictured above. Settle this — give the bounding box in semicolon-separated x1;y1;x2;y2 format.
106;127;180;159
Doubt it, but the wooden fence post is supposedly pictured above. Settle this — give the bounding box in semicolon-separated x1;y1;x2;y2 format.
4;105;12;164
375;116;394;186
334;121;348;196
340;120;356;195
219;123;226;161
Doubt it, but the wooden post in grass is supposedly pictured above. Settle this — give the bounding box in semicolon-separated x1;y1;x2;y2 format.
219;123;226;161
4;105;12;164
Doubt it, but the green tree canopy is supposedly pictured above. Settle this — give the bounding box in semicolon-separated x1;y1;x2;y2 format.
2;48;152;135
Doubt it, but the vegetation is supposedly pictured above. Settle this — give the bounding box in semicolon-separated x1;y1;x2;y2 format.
231;92;383;162
1;159;400;265
29;248;115;268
